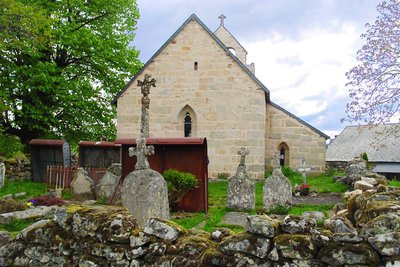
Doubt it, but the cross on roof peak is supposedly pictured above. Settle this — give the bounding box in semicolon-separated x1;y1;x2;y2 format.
218;14;226;27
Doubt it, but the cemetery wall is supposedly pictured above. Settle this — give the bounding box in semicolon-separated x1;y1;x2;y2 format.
116;19;266;179
265;103;327;173
326;160;349;172
2;155;31;181
2;190;400;267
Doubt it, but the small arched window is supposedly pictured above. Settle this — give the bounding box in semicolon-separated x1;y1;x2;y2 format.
228;47;237;56
184;112;192;137
278;142;290;166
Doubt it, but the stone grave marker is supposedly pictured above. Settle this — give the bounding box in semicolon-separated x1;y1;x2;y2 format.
0;162;5;189
227;147;255;210
70;168;96;201
263;152;292;211
96;163;122;204
297;159;311;185
121;74;169;226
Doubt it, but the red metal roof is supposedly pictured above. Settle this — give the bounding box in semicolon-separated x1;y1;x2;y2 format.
78;141;121;147
115;137;206;145
29;139;66;146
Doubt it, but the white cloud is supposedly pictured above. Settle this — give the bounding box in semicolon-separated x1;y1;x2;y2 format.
244;23;361;118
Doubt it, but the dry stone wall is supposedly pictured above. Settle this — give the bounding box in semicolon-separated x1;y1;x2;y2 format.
2;188;400;267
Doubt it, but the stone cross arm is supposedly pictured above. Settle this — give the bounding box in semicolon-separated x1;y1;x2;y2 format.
218;14;226;27
238;147;249;165
137;74;156;96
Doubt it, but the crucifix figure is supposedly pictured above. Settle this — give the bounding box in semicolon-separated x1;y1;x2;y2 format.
238;147;249;166
137;74;156;138
297;159;311;185
129;138;155;170
271;151;284;170
218;14;226;27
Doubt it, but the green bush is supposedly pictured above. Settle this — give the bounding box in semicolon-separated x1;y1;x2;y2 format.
217;173;229;180
162;169;198;204
0;133;24;158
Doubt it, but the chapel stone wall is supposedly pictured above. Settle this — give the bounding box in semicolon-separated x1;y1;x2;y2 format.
117;18;266;179
265;104;326;173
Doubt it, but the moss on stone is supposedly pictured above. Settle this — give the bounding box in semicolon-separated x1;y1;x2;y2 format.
154;218;188;236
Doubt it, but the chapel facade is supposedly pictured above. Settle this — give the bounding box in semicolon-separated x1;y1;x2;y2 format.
113;14;329;179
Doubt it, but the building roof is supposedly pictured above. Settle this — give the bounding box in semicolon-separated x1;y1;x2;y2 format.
372;162;400;174
112;14;270;105
326;124;400;162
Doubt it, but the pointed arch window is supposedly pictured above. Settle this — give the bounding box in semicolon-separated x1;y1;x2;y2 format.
178;105;197;137
184;112;192;137
278;142;290;166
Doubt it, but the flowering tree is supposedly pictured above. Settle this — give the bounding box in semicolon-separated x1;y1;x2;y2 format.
345;0;400;124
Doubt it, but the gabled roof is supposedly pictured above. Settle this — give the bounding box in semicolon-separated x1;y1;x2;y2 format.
269;102;330;139
214;25;248;55
326;123;400;162
112;14;269;105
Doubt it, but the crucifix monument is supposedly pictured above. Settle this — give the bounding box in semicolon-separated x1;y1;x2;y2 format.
297;159;312;185
227;147;255;210
121;74;169;226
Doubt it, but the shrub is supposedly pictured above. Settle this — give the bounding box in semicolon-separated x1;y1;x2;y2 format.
217;173;229;180
31;196;66;206
0;198;27;213
0;133;24;158
162;169;198;204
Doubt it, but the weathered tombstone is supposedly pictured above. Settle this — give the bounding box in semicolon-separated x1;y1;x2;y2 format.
227;147;255;210
121;74;169;226
297;159;311;185
71;168;95;201
0;162;5;189
96;163;122;204
263;152;292;211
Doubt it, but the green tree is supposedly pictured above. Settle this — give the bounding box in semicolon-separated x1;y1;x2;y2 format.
0;0;142;146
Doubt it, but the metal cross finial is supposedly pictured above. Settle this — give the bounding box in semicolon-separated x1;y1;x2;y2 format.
218;14;226;27
238;147;249;166
129;138;155;170
137;74;156;138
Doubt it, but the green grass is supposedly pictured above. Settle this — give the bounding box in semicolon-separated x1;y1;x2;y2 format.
0;179;46;200
389;180;400;187
0;218;37;238
289;204;334;216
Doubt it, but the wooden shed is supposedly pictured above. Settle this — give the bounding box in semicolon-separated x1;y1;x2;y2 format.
78;141;121;169
29;139;71;183
115;137;208;213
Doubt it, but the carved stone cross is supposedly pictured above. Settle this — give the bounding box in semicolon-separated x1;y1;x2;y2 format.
238;147;249;166
137;74;156;138
218;14;226;27
129;138;155;170
297;159;311;185
271;151;283;170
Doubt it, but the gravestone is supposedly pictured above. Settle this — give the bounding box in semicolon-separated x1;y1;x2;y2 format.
71;168;95;201
121;74;169;226
297;159;311;185
0;163;5;189
226;147;255;210
96;163;122;204
263;152;292;211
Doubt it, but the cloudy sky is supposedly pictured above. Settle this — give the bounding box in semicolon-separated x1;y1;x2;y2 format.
132;0;381;139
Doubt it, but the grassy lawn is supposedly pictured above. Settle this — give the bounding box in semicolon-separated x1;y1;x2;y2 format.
389;180;400;187
0;179;46;200
0;169;349;234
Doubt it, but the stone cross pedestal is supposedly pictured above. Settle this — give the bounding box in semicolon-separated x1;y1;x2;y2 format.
297;159;311;185
121;74;169;226
271;151;283;170
227;147;255;210
0;163;5;189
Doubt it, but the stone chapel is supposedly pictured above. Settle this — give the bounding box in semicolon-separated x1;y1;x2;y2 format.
112;14;329;179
